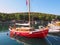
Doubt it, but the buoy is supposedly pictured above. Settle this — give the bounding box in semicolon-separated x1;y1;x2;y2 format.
7;33;8;35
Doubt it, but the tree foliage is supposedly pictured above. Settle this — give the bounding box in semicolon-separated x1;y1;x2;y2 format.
0;12;60;22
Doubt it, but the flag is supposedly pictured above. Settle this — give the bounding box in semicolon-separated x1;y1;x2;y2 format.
26;0;29;5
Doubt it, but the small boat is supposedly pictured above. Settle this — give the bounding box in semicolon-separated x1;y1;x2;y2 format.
9;23;48;38
9;0;48;38
48;21;60;33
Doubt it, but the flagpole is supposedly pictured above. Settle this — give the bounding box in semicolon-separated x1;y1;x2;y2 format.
28;0;30;27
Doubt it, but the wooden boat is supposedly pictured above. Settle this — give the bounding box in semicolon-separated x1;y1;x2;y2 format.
9;23;48;38
9;0;48;38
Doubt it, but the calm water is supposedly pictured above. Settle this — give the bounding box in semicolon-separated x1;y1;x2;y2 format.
0;24;60;45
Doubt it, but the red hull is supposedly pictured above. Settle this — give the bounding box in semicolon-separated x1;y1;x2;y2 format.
10;29;48;38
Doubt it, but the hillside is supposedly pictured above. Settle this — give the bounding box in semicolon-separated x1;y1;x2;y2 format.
0;12;60;22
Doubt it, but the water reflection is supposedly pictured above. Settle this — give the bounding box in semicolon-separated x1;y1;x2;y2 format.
0;23;60;45
0;31;23;45
0;24;8;31
10;35;50;45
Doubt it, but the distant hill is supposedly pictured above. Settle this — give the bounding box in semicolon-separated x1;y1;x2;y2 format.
0;12;60;22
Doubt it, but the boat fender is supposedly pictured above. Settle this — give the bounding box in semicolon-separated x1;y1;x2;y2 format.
14;32;16;35
29;32;32;34
7;33;8;35
9;27;12;30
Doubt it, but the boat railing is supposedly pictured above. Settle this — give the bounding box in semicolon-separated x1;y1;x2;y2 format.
15;23;30;26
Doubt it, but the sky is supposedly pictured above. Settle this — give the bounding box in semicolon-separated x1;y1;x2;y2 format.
0;0;60;15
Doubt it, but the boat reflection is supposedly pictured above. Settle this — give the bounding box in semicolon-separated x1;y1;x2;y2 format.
10;35;50;45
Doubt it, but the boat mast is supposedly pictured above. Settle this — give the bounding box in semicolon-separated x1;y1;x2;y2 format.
28;0;30;27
